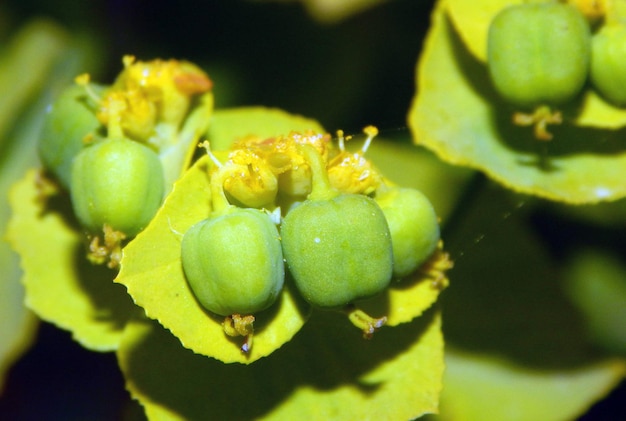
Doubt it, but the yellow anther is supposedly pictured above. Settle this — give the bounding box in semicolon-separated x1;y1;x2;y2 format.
122;55;136;67
74;73;90;86
361;125;378;153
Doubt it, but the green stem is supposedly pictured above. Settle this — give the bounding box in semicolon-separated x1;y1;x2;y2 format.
209;165;236;215
345;305;387;339
200;140;235;215
297;143;338;201
105;96;126;140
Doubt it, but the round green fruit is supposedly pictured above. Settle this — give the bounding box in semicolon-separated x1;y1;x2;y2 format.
181;208;285;316
70;137;164;236
376;187;440;279
38;83;106;189
590;23;626;106
487;2;590;108
281;194;393;308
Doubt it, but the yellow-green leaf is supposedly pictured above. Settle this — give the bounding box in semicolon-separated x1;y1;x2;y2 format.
410;0;626;204
207;106;324;151
0;18;72;391
1;217;37;394
574;89;626;129
0;278;36;395
0;19;68;142
2;23;132;355
445;0;517;62
117;155;310;364
7;170;136;351
437;349;626;421
115;106;326;364
446;0;626;130
117;307;443;420
160;91;215;192
358;243;449;327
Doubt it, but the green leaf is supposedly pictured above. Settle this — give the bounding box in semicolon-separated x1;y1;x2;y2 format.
564;248;626;354
433;182;626;420
7;170;136;351
160;91;214;192
410;0;626;204
117;307;443;420
0;19;69;143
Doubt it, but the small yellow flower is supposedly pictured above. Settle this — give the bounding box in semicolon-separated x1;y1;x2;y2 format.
97;89;157;142
327;126;382;194
93;56;213;147
222;148;279;208
232;131;331;198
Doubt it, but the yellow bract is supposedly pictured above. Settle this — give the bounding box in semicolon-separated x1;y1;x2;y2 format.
115;107;331;364
446;0;518;62
117;308;444;421
439;349;626;421
116;107;451;363
0;19;74;390
7;171;136;351
411;0;626;204
107;56;213;133
445;0;626;129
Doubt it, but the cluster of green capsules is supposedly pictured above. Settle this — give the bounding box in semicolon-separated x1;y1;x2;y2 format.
180;128;443;352
486;0;626;140
36;55;444;354
37;56;212;267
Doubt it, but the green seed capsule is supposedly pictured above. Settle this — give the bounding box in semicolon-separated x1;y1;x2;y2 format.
181;208;285;317
281;194;393;308
70;137;164;237
375;187;440;279
38;83;106;189
487;2;591;108
590;23;626;107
